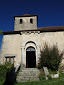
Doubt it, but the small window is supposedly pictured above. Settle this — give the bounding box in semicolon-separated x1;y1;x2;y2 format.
5;56;15;64
30;18;33;24
20;19;22;24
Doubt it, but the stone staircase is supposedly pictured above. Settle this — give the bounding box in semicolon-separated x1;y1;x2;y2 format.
16;68;40;82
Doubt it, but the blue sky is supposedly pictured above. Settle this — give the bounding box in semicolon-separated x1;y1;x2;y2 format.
0;0;64;51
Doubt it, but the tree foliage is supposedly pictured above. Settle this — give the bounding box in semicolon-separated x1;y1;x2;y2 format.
0;65;7;81
0;62;14;82
0;31;3;35
39;44;64;71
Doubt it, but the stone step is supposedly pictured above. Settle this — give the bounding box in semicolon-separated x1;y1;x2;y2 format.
16;68;40;82
17;78;39;82
18;71;39;74
21;68;39;71
18;73;39;76
17;72;39;77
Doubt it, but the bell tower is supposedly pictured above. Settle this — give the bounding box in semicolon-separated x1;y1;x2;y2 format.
14;14;38;31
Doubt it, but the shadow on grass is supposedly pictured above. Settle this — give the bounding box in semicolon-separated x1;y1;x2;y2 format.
3;68;17;85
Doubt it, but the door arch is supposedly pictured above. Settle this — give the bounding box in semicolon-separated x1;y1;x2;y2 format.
26;46;36;68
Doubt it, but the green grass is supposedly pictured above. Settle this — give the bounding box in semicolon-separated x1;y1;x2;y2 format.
15;73;64;85
15;80;64;85
0;80;5;85
0;73;64;85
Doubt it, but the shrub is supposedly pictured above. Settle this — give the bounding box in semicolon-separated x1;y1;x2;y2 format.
5;62;14;72
47;75;52;80
59;65;64;73
39;43;63;71
0;65;7;81
38;69;45;80
0;62;14;83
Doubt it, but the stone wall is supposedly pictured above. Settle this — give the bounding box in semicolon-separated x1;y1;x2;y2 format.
1;31;64;66
40;31;64;52
20;31;40;67
1;34;22;66
14;16;37;31
40;31;64;65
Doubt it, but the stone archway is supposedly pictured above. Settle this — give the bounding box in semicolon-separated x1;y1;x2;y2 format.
26;46;36;68
21;40;40;68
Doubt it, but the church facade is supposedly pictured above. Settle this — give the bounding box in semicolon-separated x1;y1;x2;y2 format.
1;14;64;68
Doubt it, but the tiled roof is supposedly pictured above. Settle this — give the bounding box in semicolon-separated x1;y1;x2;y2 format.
14;14;38;19
38;26;64;31
3;26;64;35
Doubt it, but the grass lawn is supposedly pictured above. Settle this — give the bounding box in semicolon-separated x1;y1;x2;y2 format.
0;80;5;85
0;73;64;85
15;73;64;85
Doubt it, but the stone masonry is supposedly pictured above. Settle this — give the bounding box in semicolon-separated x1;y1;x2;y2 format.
1;31;64;66
16;68;40;82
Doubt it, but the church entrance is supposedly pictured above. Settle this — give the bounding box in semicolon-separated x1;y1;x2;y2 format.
26;46;36;68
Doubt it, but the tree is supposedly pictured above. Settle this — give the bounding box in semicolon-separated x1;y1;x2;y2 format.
39;43;64;71
0;31;3;35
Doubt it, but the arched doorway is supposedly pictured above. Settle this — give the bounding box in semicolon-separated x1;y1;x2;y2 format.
26;46;36;68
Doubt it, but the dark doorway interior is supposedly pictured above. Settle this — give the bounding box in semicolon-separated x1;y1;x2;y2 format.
26;47;36;68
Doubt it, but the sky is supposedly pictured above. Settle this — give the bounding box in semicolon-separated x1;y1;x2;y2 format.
0;0;64;51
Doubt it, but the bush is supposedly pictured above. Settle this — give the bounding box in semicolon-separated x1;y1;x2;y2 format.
38;69;45;80
47;75;52;80
38;69;52;80
5;62;14;73
39;43;63;71
0;62;14;83
0;65;7;81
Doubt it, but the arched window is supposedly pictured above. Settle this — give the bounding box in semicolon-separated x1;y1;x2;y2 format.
26;46;35;51
20;19;22;24
30;18;33;24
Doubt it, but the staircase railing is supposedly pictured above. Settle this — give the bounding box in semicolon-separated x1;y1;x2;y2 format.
15;63;21;72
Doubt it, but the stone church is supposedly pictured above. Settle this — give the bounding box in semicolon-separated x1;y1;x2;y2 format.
0;14;64;68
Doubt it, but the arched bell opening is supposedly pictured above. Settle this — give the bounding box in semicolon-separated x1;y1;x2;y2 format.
26;46;36;68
